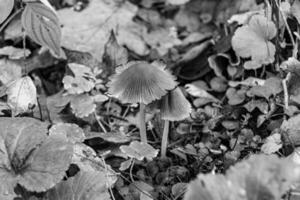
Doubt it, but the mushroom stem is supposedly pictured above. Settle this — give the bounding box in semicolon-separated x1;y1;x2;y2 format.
139;103;147;143
161;120;170;158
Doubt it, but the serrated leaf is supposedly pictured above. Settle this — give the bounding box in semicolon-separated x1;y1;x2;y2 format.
22;2;61;56
247;77;282;99
184;154;300;200
6;76;37;115
0;117;73;194
63;63;95;94
49;123;85;143
70;94;96;118
0;0;14;24
72;143;117;186
46;171;111;200
120;141;158;161
232;14;276;69
261;133;282;154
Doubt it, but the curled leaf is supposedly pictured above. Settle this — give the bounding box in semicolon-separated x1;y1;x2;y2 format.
6;76;37;115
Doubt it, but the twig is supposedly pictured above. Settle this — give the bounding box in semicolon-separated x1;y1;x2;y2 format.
94;111;108;133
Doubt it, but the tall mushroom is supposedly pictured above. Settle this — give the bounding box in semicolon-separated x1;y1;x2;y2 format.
151;87;192;158
108;61;177;143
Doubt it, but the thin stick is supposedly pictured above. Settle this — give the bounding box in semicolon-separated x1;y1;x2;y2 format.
139;103;147;143
161;120;169;158
94;111;108;133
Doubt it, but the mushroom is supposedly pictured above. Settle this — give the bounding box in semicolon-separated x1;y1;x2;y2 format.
151;87;192;158
108;61;177;143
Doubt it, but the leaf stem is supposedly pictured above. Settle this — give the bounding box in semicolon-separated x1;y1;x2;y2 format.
161;120;170;158
139;103;147;143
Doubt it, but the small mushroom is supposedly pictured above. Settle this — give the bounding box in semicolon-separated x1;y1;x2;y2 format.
108;61;177;143
151;87;192;158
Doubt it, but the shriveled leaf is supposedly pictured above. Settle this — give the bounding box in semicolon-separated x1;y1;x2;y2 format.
0;59;22;85
49;123;85;143
70;94;96;118
85;131;130;143
228;77;265;88
6;76;37;115
167;0;190;5
185;84;219;103
120;141;158;160
226;88;246;105
119;159;132;171
247;77;282;99
46;171;111;200
22;2;61;56
0;117;73;194
281;114;300;146
291;0;300;25
261;133;282;154
72;143;117;186
244;100;269;114
0;46;31;59
103;30;128;75
232;14;276;69
0;0;14;24
63;63;95;94
185;154;300;200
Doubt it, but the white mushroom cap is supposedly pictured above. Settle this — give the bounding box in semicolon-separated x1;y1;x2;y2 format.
108;61;177;104
151;87;192;121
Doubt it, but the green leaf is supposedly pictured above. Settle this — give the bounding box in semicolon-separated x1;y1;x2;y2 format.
22;2;61;56
49;123;85;143
120;141;158;160
0;117;73;194
0;0;14;24
184;154;300;200
46;171;111;200
232;14;276;69
247;77;282;99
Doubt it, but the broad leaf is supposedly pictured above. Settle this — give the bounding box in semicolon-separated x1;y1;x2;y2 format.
6;76;37;115
0;117;73;194
184;154;300;200
49;123;85;143
120;141;158;160
0;59;22;85
232;14;276;69
63;63;95;95
46;171;111;200
22;2;61;56
0;0;14;24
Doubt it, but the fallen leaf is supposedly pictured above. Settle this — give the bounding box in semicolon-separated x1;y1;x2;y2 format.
0;46;31;59
261;133;282;154
6;76;37;115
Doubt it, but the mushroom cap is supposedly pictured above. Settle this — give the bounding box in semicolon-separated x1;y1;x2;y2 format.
151;87;192;121
107;61;177;104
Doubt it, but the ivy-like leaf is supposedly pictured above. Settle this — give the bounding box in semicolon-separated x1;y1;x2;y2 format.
0;0;14;24
0;117;73;194
22;2;61;56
